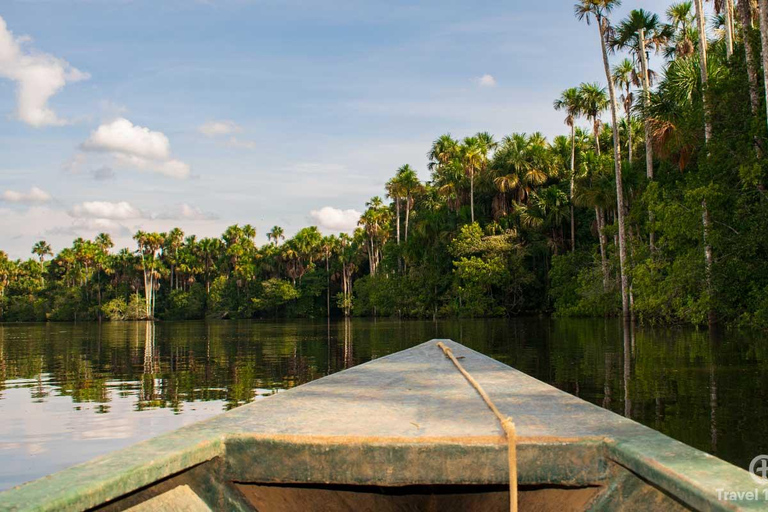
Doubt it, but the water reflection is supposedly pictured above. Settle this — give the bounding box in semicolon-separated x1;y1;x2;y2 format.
0;318;766;491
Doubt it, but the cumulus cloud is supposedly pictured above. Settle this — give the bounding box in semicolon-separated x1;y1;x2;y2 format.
79;118;191;179
2;186;51;204
475;74;497;87
199;120;241;137
309;206;361;233
0;16;89;127
70;201;143;220
82;117;171;160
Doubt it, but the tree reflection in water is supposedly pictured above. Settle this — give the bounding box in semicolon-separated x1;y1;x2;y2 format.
0;318;766;472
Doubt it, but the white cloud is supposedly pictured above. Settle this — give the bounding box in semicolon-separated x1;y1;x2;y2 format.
309;206;360;233
0;16;89;127
475;74;497;87
79;118;191;179
70;201;143;220
82;117;171;160
157;203;218;221
199;120;241;137
2;186;51;204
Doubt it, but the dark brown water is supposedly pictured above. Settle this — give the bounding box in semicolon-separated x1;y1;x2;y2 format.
0;319;766;491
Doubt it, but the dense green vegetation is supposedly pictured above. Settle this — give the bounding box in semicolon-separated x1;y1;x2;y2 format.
2;0;768;327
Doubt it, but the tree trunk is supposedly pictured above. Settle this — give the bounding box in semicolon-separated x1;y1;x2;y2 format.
758;0;768;132
726;0;735;57
596;207;610;290
395;197;401;245
638;29;654;180
625;91;633;165
470;168;475;224
405;196;411;242
638;29;656;250
695;0;713;142
695;0;717;326
592;119;601;155
570;123;576;252
703;200;716;325
739;0;762;116
598;17;630;318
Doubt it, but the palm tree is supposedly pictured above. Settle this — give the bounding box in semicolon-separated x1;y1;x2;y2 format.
574;150;615;290
396;164;421;242
31;241;52;281
459;137;483;224
164;227;184;290
612;59;637;164
427;134;459;173
757;0;768;131
267;226;285;246
575;0;630;319
614;9;669;180
492;133;551;207
692;0;717;324
704;0;735;56
94;233;113;315
320;235;338;317
554;87;582;252
736;0;761;116
134;231;165;319
577;83;609;154
198;237;221;293
666;2;697;59
386;171;405;245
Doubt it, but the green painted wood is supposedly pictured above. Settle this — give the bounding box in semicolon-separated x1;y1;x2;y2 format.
0;339;764;511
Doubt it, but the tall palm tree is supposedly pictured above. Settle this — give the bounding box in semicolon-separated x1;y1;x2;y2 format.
164;227;184;290
427;134;459;173
93;233;114;315
198;237;221;293
575;0;630;319
756;0;768;131
134;231;165;319
554;87;582;252
611;60;637;164
577;83;609;154
574;151;616;290
736;0;761;116
614;9;669;180
267;226;285;246
459;137;483;224
31;240;52;281
386;171;405;245
397;165;422;242
666;2;697;58
320;235;338;317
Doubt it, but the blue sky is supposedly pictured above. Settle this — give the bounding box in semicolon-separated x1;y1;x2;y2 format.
0;0;671;258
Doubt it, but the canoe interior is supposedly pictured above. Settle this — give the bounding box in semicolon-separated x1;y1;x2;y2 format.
91;445;693;512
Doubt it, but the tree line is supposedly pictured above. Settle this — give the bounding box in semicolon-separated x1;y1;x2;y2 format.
1;0;768;327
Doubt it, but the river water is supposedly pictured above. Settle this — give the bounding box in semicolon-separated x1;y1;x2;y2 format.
0;318;766;491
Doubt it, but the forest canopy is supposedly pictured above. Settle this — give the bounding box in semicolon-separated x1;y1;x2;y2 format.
1;0;768;328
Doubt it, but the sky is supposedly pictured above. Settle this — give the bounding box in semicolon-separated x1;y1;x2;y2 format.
0;0;672;259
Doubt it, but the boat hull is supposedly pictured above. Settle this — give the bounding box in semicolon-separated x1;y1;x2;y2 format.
0;340;761;511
